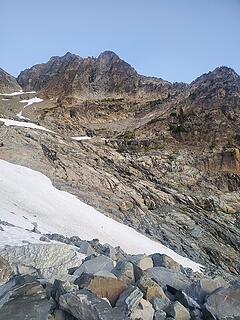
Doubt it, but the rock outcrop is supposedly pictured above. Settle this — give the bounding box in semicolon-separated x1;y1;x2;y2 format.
0;67;22;93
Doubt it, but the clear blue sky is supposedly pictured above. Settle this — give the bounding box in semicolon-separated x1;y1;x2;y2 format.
1;0;239;83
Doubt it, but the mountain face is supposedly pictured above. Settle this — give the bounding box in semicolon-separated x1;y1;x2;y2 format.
17;51;171;100
0;68;22;93
0;52;240;281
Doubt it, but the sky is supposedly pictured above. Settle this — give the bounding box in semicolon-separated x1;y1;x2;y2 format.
0;0;239;83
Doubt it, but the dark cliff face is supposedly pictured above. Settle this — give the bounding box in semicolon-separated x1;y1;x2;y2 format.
0;68;22;94
17;51;170;99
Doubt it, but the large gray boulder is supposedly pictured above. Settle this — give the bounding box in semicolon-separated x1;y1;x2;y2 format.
204;283;240;320
128;255;153;270
73;255;115;277
146;267;191;293
59;288;128;320
150;253;181;272
185;276;228;304
0;244;82;282
115;285;143;315
137;274;169;305
0;274;50;320
112;260;135;284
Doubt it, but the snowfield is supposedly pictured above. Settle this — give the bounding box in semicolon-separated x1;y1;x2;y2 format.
0;118;54;132
0;160;202;271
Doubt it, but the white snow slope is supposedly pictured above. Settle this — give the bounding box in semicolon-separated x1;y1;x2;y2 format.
0;118;54;133
0;160;202;271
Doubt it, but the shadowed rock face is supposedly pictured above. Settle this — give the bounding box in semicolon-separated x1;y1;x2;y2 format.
0;68;22;93
17;51;170;99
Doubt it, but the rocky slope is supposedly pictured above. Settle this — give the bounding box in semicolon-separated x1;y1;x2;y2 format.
0;52;240;282
0;236;239;320
0;67;22;93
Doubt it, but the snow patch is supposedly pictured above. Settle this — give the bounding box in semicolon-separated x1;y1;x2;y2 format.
0;91;36;96
20;97;43;107
0;160;202;272
72;136;92;141
0;118;54;133
17;97;43;120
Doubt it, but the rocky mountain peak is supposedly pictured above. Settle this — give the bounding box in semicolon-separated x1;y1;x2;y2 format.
0;68;22;94
17;51;170;99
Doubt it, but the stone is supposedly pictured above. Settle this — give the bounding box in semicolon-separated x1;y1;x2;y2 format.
74;273;127;305
0;243;81;282
151;253;181;272
175;290;200;310
128;254;153;270
154;310;167;320
40;235;51;242
146;267;191;293
130;298;154;320
204;283;240;320
166;301;191;320
53;309;66;320
112;260;135;284
101;243;117;260
59;289;128;320
73;255;115;277
76;240;95;255
0;274;51;320
115;285;143;315
51;279;78;303
137;274;169;304
0;256;12;285
185;276;228;304
151;297;170;312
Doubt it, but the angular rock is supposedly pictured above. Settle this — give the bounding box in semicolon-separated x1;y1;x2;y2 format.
137;274;169;304
101;243;117;260
51;279;78;303
128;254;153;270
76;240;95;255
151;296;170;313
115;285;143;315
151;253;181;272
0;244;81;282
74;273;127;305
166;301;191;320
146;267;191;293
59;289;128;320
130;298;154;320
112;260;135;284
175;290;200;310
204;283;240;320
39;235;51;242
154;310;167;320
0;256;12;285
0;274;50;320
185;276;228;304
73;255;115;277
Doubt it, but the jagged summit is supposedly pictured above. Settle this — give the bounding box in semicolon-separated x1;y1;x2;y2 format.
16;51;170;99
